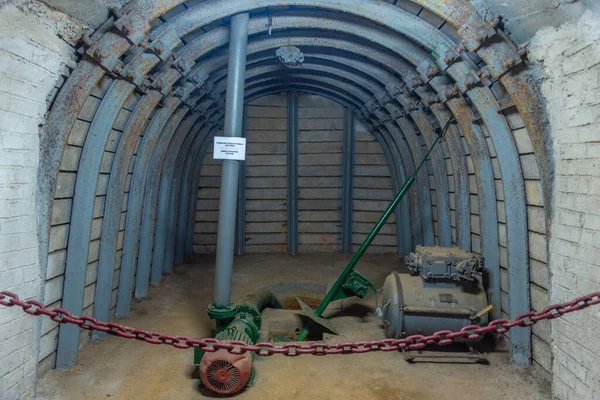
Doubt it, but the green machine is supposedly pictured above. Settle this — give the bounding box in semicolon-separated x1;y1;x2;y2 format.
296;117;456;341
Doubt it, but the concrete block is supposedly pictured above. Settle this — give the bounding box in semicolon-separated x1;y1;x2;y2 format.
470;195;479;214
87;239;100;263
105;130;121;153
499;245;507;268
93;196;106;218
85;261;98;286
529;231;548;263
521;154;540;180
43;276;63;306
528;206;546;234
54;172;76;199
90;217;103;241
83;282;96;309
46;250;66;280
512;127;534;154
530;284;549;311
39;328;58;361
532;336;552;373
498;222;507;247
59;146;81;172
68;120;90;147
113;109;131;131
51;199;72;225
530;259;549;289
525;180;544;206
78;96;101;121
497;201;506;223
48;224;69;253
99;152;115;174
96;174;109;196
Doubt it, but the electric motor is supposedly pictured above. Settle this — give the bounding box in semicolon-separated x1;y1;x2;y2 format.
381;246;490;339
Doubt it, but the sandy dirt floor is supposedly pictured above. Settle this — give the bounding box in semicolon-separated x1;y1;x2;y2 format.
37;253;551;399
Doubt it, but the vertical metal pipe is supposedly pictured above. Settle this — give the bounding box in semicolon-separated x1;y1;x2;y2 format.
287;90;299;255
213;13;249;307
235;107;248;256
341;109;355;253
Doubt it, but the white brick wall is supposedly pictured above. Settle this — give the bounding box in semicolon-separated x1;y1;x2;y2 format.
0;3;75;399
530;10;600;400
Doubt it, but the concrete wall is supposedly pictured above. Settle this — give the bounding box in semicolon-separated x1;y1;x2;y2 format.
0;1;76;398
529;10;600;400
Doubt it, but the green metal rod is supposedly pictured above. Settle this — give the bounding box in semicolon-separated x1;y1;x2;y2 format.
297;117;455;341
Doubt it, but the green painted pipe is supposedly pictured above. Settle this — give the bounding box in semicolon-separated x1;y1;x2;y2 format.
297;117;455;341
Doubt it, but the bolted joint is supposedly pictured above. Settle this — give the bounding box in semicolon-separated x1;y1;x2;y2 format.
458;15;498;52
443;48;461;67
424;95;441;106
354;109;369;122
113;14;149;45
455;70;481;94
147;28;181;61
86;43;121;72
388;104;405;119
207;303;238;321
405;74;425;92
438;85;459;103
187;68;210;88
366;99;381;114
108;6;123;19
385;84;404;99
375;91;392;107
416;60;440;84
173;57;195;76
79;33;94;48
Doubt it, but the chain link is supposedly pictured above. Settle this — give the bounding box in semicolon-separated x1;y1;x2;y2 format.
1;291;599;357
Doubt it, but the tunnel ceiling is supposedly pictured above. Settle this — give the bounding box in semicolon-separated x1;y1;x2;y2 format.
39;0;555;370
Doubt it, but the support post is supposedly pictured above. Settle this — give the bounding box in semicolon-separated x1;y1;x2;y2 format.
287;90;299;255
342;109;355;253
235;107;248;256
213;13;249;308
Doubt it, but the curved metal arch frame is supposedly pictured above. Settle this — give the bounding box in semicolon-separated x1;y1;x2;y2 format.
181;83;411;257
215;64;440;247
178;79;411;259
42;0;548;367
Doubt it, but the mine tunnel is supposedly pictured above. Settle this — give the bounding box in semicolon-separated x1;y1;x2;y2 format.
0;0;599;398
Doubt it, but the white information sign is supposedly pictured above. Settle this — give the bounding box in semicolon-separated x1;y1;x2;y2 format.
213;136;247;160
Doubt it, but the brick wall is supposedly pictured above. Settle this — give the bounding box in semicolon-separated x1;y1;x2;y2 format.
0;3;75;398
529;10;600;400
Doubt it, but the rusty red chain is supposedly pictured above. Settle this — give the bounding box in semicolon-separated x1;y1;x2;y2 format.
1;291;599;356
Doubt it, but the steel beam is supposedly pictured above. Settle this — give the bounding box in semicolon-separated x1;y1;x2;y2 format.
57;80;133;368
117;96;182;317
93;91;162;340
213;12;250;307
152;116;206;280
235;107;248;256
136;107;191;297
341;108;355;253
287;90;299;255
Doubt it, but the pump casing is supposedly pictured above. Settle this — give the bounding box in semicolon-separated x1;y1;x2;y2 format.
382;246;489;339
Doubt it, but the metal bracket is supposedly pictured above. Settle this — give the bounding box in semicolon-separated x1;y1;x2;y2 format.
416;60;440;84
113;13;149;45
187;67;210;88
149;67;183;96
146;28;181;61
173;56;195;76
458;16;499;53
455;70;481;94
